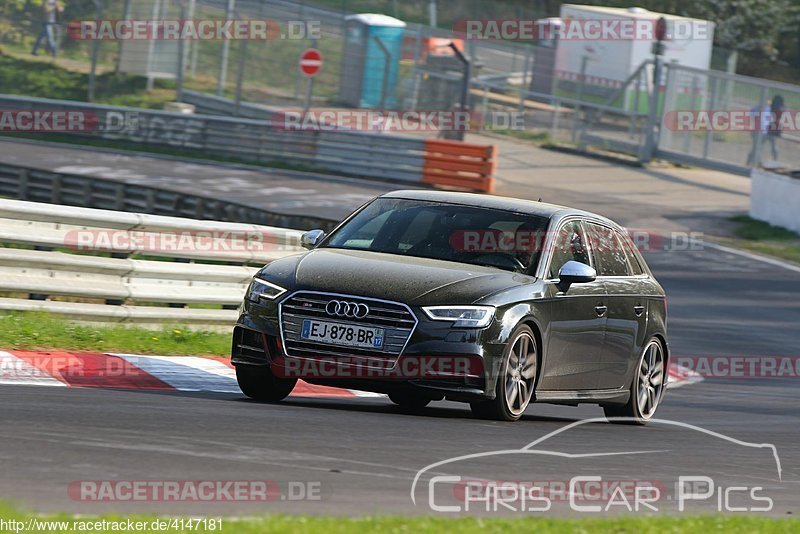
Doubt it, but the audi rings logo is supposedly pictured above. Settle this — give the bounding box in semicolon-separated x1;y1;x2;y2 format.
325;300;370;319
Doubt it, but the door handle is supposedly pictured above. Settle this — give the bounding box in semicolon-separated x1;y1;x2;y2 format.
594;305;607;317
634;305;645;317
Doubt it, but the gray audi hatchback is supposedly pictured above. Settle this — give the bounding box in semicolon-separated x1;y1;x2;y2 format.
232;191;668;424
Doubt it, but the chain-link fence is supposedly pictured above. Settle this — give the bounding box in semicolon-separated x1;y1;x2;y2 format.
658;64;800;174
1;0;539;109
3;0;800;174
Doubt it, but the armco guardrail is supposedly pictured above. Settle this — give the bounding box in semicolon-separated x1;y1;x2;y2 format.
0;94;497;193
0;198;304;325
0;162;336;231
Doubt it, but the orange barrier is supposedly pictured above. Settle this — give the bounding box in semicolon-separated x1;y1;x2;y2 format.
422;139;497;193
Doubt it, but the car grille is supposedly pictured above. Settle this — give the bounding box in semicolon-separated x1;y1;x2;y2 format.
279;291;417;365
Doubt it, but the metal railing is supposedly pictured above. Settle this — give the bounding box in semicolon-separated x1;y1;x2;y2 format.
0;93;429;184
0;161;336;231
0;198;305;325
0;93;498;192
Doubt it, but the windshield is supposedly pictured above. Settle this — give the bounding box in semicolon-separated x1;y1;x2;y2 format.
324;198;550;273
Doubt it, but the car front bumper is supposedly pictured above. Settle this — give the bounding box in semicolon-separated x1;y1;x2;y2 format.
231;299;506;401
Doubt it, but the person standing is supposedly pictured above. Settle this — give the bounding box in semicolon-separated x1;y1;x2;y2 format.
766;94;784;163
746;101;771;167
31;0;63;58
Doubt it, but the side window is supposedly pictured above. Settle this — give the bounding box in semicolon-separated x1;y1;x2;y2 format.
586;223;631;277
617;230;644;275
548;220;591;279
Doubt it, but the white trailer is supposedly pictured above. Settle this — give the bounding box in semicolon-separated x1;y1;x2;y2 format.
553;5;715;108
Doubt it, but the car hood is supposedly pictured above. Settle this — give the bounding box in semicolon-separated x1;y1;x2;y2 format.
260;248;534;306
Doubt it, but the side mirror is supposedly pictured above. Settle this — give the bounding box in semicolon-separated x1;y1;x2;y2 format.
301;229;326;249
557;260;596;292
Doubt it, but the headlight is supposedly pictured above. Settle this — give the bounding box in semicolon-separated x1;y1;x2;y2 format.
422;306;495;328
248;277;287;301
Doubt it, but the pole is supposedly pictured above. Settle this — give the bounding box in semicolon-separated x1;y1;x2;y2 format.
186;0;197;79
571;55;588;144
449;42;471;141
644;21;666;161
234;41;245;115
88;0;102;102
176;0;186;102
302;39;319;118
428;0;437;28
216;0;236;96
115;0;132;77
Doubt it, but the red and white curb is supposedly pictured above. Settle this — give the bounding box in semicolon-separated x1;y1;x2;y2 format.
667;363;704;388
0;350;379;398
0;350;701;394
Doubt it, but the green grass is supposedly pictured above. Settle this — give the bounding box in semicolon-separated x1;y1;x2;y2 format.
0;51;178;108
727;215;800;264
0;312;230;356
0;503;798;534
493;128;553;144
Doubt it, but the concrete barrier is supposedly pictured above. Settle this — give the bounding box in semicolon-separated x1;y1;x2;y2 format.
750;168;800;234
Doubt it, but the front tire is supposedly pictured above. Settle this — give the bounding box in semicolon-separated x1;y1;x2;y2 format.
604;338;666;425
236;365;297;402
470;325;538;421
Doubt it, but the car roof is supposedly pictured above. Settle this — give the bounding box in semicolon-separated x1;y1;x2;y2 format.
379;190;618;228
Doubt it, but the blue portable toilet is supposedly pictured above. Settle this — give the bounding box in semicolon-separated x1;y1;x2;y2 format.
339;14;407;108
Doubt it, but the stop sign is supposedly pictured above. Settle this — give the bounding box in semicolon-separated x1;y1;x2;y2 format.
299;49;323;77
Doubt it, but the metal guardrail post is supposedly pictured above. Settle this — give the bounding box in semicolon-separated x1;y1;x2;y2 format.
551;99;561;140
571;56;588;144
643;55;663;161
18;168;29;200
217;0;236;96
480;86;489;132
703;76;719;159
449;42;472;142
682;76;699;154
88;0;102;102
234;39;248;116
51;174;62;204
630;69;641;139
115;0;132;77
175;0;187;102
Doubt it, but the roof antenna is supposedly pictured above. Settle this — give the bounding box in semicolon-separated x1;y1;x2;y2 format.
537;197;543;202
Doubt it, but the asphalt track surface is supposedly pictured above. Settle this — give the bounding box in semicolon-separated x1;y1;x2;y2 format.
0;141;799;517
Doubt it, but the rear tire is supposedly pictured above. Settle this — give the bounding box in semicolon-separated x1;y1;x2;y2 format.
236;365;296;402
604;338;666;425
388;391;431;411
470;325;538;422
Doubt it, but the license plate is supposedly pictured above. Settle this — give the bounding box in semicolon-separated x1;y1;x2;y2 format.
301;319;384;349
